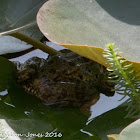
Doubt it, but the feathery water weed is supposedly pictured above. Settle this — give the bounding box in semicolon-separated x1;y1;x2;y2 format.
104;43;140;118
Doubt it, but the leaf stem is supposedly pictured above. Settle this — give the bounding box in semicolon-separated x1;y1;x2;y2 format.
8;32;60;56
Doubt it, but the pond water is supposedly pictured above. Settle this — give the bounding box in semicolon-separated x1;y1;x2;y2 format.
0;43;134;140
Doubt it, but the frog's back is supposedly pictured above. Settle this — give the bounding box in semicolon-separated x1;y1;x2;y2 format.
15;52;115;108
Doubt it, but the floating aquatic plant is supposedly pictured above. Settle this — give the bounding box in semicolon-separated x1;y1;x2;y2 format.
104;43;140;118
0;123;8;140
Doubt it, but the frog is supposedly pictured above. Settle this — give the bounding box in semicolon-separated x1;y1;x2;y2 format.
14;51;115;108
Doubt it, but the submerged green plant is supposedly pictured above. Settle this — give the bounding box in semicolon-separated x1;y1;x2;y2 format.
104;43;140;118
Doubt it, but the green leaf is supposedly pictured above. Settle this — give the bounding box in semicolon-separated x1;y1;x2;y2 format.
0;36;33;55
108;119;140;140
0;0;46;34
0;0;47;54
0;57;15;91
0;119;20;140
37;0;140;62
37;0;140;78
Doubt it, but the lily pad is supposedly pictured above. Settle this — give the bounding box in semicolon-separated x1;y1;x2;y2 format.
37;0;140;65
108;119;140;140
0;0;47;55
0;0;46;34
0;56;15;91
0;36;33;55
0;119;21;140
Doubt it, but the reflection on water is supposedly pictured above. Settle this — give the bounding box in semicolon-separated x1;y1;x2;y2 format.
88;93;129;122
0;89;8;96
0;42;130;140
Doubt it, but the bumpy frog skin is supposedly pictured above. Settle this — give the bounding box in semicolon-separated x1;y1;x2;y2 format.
14;52;115;108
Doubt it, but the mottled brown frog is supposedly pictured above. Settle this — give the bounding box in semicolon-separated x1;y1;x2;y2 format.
14;51;115;108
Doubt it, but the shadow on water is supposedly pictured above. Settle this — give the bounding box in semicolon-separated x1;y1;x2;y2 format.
96;0;140;25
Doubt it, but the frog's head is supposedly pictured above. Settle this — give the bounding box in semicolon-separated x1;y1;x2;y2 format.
13;57;45;84
13;62;36;84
